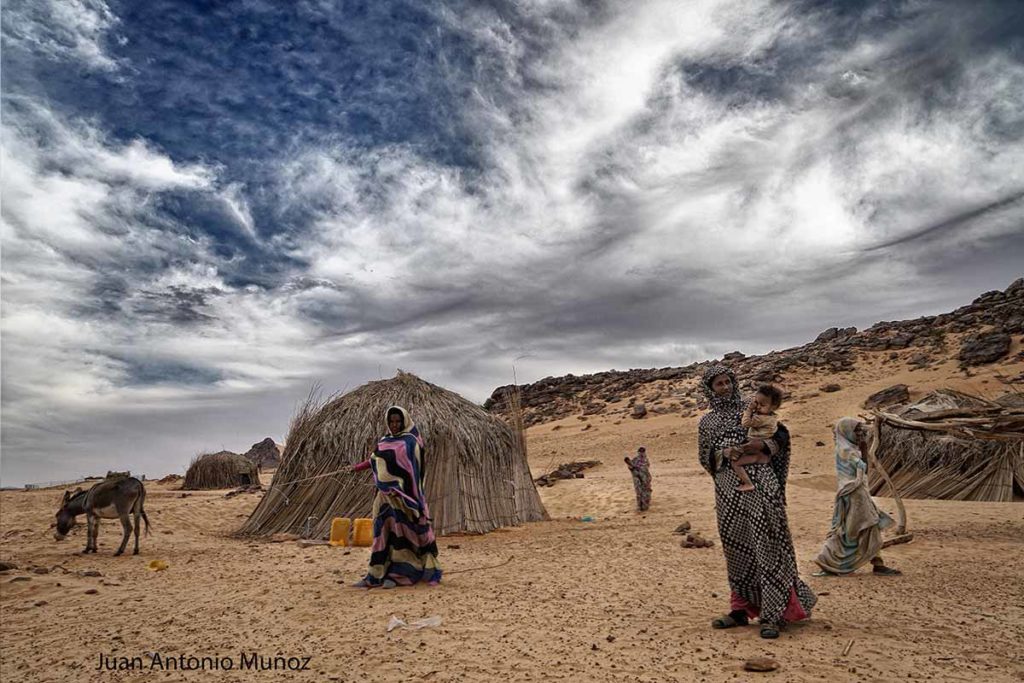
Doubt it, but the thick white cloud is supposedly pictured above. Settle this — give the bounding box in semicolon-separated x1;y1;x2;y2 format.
2;0;120;71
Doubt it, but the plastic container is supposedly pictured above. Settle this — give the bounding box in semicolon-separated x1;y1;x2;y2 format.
353;518;374;547
329;517;351;547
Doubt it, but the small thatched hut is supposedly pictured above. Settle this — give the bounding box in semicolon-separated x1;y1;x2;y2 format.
184;451;261;490
237;372;548;538
870;389;1024;502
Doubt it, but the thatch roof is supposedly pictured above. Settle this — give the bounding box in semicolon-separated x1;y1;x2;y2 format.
183;451;261;490
237;371;549;538
870;389;1024;502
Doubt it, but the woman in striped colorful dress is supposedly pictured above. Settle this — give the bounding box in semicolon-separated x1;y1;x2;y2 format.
349;406;442;588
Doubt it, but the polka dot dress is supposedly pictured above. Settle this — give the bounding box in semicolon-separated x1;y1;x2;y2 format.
698;365;817;626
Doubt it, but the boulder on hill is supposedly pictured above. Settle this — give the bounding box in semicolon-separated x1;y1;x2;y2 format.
958;331;1011;367
863;384;910;410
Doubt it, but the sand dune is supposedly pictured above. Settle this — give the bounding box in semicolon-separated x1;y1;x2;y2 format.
2;354;1023;682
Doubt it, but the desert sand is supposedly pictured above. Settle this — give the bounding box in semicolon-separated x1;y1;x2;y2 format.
2;353;1023;682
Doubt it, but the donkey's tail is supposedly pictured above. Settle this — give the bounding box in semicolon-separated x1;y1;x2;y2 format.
137;484;152;536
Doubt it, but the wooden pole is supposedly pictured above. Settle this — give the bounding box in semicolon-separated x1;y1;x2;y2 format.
880;533;914;549
868;417;909;532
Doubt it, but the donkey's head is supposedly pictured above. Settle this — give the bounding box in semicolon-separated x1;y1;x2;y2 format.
53;488;83;540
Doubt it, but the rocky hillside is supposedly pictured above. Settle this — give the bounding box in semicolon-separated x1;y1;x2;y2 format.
486;279;1024;425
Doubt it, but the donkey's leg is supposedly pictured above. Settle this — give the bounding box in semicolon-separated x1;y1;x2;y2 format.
85;513;96;553
91;513;101;553
114;515;131;556
132;507;142;555
83;515;93;553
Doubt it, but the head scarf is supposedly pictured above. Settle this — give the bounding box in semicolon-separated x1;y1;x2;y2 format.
371;405;429;516
833;417;867;489
697;365;749;474
385;406;413;436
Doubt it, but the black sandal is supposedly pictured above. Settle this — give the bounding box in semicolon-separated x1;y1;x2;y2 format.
760;623;780;639
711;610;748;629
872;565;902;576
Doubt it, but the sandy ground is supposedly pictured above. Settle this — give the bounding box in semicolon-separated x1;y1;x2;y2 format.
2;353;1023;682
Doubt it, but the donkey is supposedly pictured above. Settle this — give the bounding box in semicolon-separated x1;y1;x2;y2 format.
53;477;151;555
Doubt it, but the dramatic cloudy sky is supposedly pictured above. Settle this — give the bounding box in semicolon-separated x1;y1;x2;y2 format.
2;1;1023;485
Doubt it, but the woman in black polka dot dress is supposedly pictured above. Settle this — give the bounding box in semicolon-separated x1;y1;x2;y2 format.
698;365;816;639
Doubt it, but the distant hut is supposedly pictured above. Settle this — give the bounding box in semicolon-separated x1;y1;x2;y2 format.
237;371;548;538
870;389;1024;502
184;451;260;490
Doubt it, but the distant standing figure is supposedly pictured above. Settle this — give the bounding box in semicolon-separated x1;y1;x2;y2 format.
349;406;442;588
814;417;902;576
624;446;652;511
729;384;784;492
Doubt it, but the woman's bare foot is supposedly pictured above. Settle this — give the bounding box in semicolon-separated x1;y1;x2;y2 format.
736;483;755;492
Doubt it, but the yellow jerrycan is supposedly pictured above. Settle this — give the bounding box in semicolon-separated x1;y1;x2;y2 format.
352;518;374;547
329;517;351;547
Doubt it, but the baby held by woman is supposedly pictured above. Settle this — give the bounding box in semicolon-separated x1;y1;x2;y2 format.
728;384;783;492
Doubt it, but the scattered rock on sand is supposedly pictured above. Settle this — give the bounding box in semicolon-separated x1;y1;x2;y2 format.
534;461;601;487
815;441;826;447
34;600;48;607
744;657;779;672
863;384;910;409
681;533;713;548
80;570;102;577
84;589;98;595
673;521;691;534
31;567;50;575
0;561;18;572
820;383;842;393
630;403;647;419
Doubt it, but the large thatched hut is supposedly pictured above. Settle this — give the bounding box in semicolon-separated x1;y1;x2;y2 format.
184;451;261;490
870;389;1024;502
237;372;548;538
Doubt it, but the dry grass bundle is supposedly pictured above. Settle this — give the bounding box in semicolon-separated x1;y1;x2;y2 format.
183;451;260;490
236;371;548;538
869;389;1024;502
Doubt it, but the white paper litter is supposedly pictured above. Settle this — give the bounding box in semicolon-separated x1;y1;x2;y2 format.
387;615;442;632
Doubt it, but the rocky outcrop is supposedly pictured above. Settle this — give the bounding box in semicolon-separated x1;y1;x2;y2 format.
243;438;282;468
